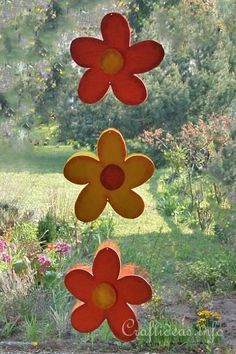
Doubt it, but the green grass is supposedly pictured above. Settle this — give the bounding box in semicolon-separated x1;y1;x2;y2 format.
0;142;73;173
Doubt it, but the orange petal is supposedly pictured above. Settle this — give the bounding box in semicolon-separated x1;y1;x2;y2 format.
64;268;95;302
111;74;147;105
75;184;107;222
108;188;144;219
97;128;127;165
106;302;138;342
71;302;104;332
123;154;155;188
70;37;107;68
78;69;109;104
117;275;152;305
93;247;120;282
64;152;101;185
101;13;130;51
126;40;164;74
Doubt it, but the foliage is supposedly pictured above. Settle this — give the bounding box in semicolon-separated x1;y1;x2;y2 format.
208;118;236;199
138;114;232;170
37;211;58;246
79;216;114;258
147;115;235;238
127;0;155;35
177;258;236;293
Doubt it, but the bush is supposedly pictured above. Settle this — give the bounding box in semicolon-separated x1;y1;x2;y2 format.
37;211;57;247
177;259;236;293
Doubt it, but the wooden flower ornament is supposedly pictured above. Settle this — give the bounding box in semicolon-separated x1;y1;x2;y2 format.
70;12;164;105
63;128;155;222
64;243;152;341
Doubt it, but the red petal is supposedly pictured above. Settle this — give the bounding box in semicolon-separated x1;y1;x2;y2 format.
117;275;152;305
101;13;130;51
126;40;165;74
93;247;120;282
78;69;109;104
70;37;107;68
64;267;95;302
111;74;147;105
71;302;104;332
106;302;138;341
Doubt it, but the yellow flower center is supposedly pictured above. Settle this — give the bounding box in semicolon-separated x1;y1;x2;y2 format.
92;282;117;309
100;164;125;190
100;48;124;75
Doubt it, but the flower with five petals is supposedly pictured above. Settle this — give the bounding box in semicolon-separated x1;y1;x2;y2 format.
63;128;155;222
64;242;152;341
70;12;164;105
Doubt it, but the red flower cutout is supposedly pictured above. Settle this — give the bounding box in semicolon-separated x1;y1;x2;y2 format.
64;242;152;342
70;12;164;105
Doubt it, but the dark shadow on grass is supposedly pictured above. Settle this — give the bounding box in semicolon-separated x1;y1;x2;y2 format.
112;228;209;286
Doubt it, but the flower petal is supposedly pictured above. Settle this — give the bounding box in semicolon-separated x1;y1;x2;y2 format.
78;69;109;104
64;152;101;185
107;302;138;341
117;275;152;305
97;128;127;165
64;268;95;302
111;74;147;105
71;302;104;332
108;189;144;219
75;184;107;222
93;247;120;282
123;154;155;188
70;37;107;68
126;40;165;74
101;13;130;51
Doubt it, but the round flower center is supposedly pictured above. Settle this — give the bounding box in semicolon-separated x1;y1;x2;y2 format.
100;48;124;75
92;282;117;309
100;164;125;190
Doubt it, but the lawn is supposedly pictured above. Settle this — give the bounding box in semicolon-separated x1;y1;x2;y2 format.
0;144;235;353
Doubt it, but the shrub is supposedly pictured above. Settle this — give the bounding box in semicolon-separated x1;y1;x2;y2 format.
177;259;236;292
37;211;57;247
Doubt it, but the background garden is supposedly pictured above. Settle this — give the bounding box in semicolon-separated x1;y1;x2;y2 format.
0;0;236;353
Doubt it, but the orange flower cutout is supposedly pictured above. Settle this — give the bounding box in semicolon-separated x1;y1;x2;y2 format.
64;242;152;342
70;12;164;105
63;128;155;222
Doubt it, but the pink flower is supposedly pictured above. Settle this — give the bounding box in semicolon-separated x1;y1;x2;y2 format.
2;253;11;263
37;254;51;273
0;239;7;253
55;242;71;256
